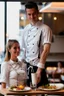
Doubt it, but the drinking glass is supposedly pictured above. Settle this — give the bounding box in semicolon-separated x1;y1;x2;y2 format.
31;73;37;90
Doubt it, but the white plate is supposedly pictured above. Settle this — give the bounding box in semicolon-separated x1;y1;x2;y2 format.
9;86;31;92
48;78;60;82
39;83;64;91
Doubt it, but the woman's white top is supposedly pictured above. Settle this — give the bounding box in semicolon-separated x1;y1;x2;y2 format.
0;59;27;87
57;68;62;73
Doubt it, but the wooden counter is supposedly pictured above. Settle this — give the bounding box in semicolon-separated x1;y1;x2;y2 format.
0;88;64;95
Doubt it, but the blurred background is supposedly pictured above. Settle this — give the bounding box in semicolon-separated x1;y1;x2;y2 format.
0;1;64;75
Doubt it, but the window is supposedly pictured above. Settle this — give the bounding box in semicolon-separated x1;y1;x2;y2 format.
0;2;5;64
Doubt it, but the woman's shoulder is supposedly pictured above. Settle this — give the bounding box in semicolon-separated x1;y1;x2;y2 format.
1;61;10;69
1;61;10;66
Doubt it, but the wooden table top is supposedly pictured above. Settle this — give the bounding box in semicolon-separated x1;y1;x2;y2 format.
0;88;64;95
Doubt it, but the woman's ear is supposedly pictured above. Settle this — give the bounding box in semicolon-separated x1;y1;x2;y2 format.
8;48;11;53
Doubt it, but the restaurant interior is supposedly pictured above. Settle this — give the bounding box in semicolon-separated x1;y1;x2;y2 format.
0;1;64;96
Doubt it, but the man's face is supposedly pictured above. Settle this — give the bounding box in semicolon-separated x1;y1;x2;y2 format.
26;8;38;25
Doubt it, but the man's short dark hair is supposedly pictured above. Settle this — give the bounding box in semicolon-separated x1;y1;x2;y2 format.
25;1;38;11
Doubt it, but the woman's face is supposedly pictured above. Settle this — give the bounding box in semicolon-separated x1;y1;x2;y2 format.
58;62;62;68
9;42;20;60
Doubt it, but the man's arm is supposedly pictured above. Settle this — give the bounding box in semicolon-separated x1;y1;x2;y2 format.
37;43;51;83
40;43;51;65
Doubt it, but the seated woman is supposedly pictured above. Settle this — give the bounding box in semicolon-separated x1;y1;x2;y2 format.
56;61;63;73
54;61;64;74
0;39;27;88
52;61;64;79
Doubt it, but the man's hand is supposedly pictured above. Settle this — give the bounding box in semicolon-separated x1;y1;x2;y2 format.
36;67;42;84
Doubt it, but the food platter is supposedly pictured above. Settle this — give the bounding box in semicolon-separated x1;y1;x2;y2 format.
39;83;64;91
9;86;31;92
